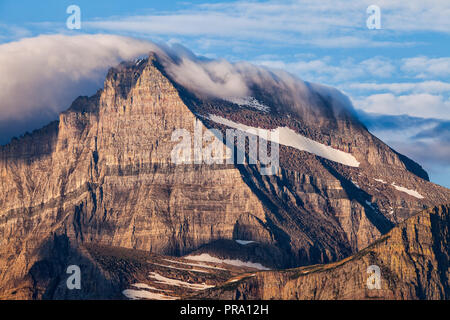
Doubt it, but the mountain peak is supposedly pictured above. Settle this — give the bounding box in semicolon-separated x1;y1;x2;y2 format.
0;54;449;299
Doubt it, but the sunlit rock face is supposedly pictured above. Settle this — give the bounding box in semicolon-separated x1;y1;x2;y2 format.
0;54;449;299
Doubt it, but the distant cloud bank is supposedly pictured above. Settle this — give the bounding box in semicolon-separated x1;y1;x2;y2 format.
83;0;450;48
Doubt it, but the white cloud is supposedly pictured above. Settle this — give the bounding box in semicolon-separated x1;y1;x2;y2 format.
306;37;419;48
348;81;450;94
81;0;450;48
0;34;357;146
254;56;395;83
156;46;355;118
0;24;32;41
0;33;355;124
84;1;360;40
163;56;249;98
255;55;450;86
353;93;450;120
0;34;157;121
359;57;396;78
401;57;450;78
376;0;450;33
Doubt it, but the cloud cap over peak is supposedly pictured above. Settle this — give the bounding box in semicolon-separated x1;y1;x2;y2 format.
0;34;158;121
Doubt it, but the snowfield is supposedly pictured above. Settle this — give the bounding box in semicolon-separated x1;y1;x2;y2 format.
208;114;360;167
122;283;177;300
373;179;424;199
391;183;424;199
186;253;270;270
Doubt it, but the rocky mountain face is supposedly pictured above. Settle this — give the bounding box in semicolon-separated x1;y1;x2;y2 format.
198;204;450;300
0;54;449;299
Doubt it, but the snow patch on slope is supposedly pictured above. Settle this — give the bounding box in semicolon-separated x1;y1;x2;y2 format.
207;114;360;167
351;180;361;189
227;97;270;112
122;283;177;300
186;253;270;270
235;240;255;245
391;183;424;199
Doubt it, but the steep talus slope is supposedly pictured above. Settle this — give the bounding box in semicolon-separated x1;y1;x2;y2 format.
0;54;449;299
196;204;450;300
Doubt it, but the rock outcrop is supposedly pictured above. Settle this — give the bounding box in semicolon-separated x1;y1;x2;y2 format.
195;204;450;300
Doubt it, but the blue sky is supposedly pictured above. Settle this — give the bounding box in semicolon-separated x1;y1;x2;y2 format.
0;0;449;187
